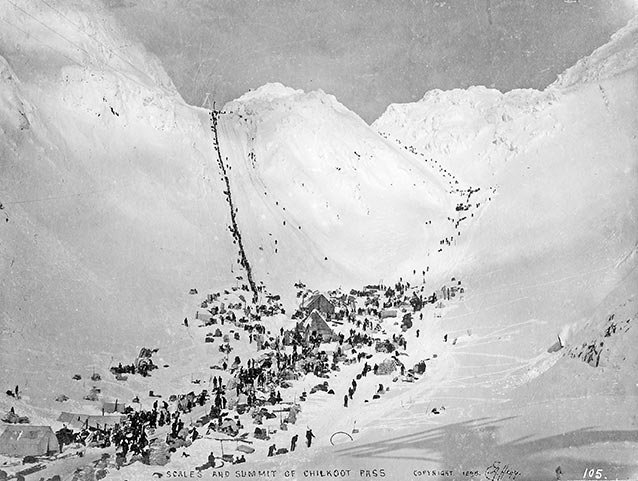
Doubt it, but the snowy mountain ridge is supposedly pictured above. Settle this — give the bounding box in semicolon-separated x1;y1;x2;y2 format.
372;86;561;184
216;79;456;298
0;0;177;92
0;0;237;408
232;82;332;111
0;0;459;410
372;14;638;186
365;13;638;431
552;14;638;89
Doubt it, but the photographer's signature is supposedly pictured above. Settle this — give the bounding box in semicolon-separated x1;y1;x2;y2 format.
484;461;521;481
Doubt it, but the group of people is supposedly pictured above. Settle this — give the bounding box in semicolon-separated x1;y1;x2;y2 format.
268;428;314;457
16;279;436;474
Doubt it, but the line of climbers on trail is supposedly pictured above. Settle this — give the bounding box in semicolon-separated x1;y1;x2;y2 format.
378;132;498;258
209;108;258;304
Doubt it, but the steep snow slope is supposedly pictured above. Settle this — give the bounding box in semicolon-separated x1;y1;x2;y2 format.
0;1;455;414
0;0;236;410
373;86;561;186
310;16;638;480
553;15;638;89
216;83;454;300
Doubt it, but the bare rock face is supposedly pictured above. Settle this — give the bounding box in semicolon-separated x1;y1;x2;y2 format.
566;307;636;370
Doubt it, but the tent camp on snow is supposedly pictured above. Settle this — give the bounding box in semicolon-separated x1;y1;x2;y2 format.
0;425;59;457
299;310;336;342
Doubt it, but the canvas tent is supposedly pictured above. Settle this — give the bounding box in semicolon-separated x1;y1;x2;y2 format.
196;310;214;322
0;425;59;457
381;309;397;319
57;412;125;429
376;358;398;375
301;310;335;342
303;293;335;317
102;401;127;414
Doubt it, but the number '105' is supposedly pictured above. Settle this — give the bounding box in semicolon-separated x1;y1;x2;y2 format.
583;468;603;479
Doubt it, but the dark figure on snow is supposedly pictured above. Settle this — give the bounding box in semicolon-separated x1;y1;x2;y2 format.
306;428;315;448
290;434;298;452
184;317;189;327
343;395;348;408
267;444;276;457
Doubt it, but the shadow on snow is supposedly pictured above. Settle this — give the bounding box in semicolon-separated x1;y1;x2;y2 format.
335;417;638;480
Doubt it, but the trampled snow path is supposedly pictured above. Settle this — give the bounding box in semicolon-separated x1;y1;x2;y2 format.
210;108;259;304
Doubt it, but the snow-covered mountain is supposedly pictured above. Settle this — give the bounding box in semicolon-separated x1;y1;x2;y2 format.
216;83;453;297
373;86;561;185
0;0;454;409
0;1;637;478
0;0;236;405
372;17;638;300
552;15;638;90
324;14;638;478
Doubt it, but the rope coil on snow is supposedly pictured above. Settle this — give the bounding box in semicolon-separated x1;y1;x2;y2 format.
329;431;353;446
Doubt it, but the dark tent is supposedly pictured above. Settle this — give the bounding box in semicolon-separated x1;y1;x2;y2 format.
303;293;335;317
302;310;335;342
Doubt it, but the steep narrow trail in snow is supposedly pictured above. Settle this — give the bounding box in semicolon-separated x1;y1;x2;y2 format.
209;108;259;304
379;132;497;283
